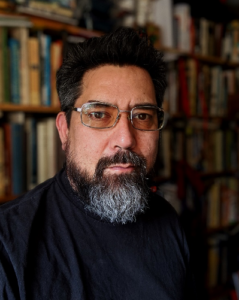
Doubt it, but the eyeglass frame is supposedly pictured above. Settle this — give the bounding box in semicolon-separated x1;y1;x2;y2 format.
68;101;164;131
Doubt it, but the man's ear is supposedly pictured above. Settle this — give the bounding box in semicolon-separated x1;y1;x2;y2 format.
56;112;68;151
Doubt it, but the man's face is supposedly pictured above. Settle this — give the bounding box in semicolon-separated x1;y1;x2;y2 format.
57;65;159;178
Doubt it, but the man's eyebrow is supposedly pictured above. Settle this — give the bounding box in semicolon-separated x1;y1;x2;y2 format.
131;102;158;108
87;100;109;104
86;100;158;108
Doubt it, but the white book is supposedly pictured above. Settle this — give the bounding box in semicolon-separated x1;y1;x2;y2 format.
151;0;174;48
37;120;48;184
11;27;30;105
173;3;191;51
46;117;58;179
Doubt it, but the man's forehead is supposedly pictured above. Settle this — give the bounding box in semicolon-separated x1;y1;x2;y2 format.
77;65;157;108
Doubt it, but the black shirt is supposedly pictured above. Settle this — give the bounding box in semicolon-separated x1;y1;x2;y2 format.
0;168;196;300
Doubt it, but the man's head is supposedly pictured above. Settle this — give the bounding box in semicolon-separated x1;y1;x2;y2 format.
56;27;167;224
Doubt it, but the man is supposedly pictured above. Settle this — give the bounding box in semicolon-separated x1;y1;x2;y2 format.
0;27;196;299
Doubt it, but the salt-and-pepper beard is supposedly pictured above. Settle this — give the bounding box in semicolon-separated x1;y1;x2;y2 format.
65;140;151;224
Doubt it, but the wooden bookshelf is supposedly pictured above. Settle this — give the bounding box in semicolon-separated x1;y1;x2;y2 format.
159;46;239;67
0;7;237;300
24;15;103;38
0;104;60;113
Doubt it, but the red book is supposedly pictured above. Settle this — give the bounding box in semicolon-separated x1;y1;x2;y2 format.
178;58;190;117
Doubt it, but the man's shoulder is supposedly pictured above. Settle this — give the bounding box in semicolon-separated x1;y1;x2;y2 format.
0;172;63;237
0;176;55;213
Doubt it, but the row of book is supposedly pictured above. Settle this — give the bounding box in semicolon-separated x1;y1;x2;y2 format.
7;0;81;25
158;122;239;178
172;5;239;59
151;0;239;60
206;178;239;230
0;112;65;197
0;18;63;107
164;58;239;117
207;222;239;289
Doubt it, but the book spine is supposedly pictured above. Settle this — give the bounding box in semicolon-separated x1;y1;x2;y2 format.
9;38;20;104
2;27;10;103
19;27;30;105
50;40;62;107
11;123;25;195
43;34;52;106
28;37;41;105
0;127;5;196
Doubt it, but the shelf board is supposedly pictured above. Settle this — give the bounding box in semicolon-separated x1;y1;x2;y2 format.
25;15;103;38
0;103;60;113
0;7;103;38
159;46;239;66
206;222;239;235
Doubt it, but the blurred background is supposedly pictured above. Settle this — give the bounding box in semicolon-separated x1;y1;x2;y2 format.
0;0;239;299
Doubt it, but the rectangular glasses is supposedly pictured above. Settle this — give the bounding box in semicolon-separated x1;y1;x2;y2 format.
71;102;164;131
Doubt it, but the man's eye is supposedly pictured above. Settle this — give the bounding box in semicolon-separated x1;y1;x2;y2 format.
89;112;105;119
88;111;111;120
134;113;151;121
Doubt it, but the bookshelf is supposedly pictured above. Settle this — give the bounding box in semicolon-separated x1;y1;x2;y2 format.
0;1;238;299
0;4;102;204
154;4;239;298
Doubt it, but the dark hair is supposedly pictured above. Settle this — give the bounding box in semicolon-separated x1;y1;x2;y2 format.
56;26;167;125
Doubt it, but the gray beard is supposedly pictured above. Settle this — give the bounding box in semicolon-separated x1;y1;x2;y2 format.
65;143;150;224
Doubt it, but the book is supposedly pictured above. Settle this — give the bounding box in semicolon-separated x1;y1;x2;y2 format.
37;117;60;184
186;58;197;115
200;18;209;56
173;3;191;51
16;4;78;25
25;117;37;190
28;36;41;105
10;27;30;105
207;181;221;229
46;117;58;179
207;236;219;287
8;112;25;195
208;20;216;56
214;22;224;57
0;27;4;103
0;126;5;196
11;122;25;195
177;58;190;117
210;66;222;116
158;129;171;178
2;27;10;103
37;120;48;184
150;0;174;48
8;37;20;104
0;13;32;27
50;40;63;108
214;129;223;172
39;32;52;106
165;61;178;115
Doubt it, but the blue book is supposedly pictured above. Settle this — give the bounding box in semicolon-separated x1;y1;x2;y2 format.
9;38;20;104
40;33;52;106
11;123;25;195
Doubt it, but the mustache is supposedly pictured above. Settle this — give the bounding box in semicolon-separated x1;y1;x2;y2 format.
94;150;147;178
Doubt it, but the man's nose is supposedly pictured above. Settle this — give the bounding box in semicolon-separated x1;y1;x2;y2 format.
110;113;136;150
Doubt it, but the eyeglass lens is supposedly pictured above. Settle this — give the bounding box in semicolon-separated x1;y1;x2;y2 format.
81;103;164;130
